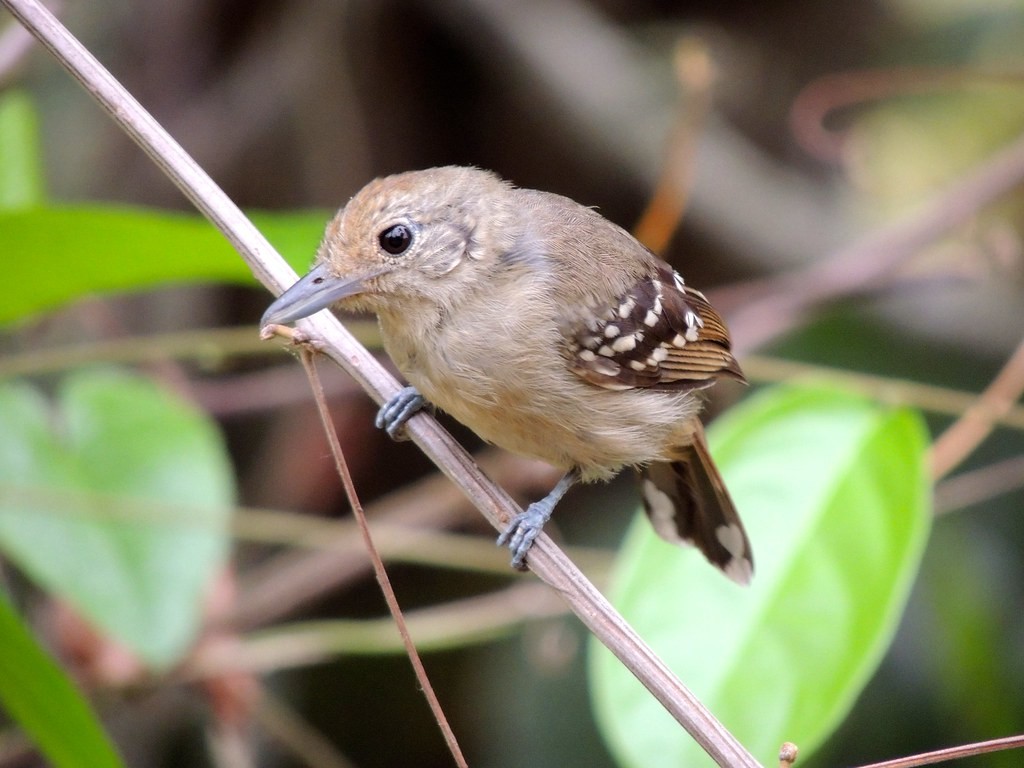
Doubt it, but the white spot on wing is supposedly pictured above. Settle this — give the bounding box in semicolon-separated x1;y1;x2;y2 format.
641;480;694;548
684;309;704;341
716;524;747;560
611;335;637;353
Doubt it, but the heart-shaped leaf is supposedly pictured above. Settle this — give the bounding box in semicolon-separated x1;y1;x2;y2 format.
590;384;931;767
0;368;234;667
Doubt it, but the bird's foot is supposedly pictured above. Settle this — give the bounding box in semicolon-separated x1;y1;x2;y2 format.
496;469;580;570
497;501;554;571
375;386;426;440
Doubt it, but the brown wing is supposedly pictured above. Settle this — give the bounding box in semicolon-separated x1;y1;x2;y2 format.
565;262;744;392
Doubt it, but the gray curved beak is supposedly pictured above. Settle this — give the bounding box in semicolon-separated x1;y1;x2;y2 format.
261;262;370;328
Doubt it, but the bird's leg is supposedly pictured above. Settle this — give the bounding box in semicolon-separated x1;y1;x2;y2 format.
375;386;426;440
497;468;581;570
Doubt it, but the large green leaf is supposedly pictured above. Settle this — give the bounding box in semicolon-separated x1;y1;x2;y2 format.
0;205;328;325
590;385;931;767
0;368;234;667
0;595;124;768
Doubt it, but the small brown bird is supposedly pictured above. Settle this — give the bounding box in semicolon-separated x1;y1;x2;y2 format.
262;167;753;583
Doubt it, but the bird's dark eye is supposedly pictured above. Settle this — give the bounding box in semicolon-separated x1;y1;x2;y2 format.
378;224;413;255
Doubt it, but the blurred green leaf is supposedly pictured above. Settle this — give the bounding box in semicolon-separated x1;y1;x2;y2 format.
0;90;45;209
918;521;1021;764
852;88;1024;213
0;594;124;768
0;205;328;325
591;384;931;768
0;368;234;667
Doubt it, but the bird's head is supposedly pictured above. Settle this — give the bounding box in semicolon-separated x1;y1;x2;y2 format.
261;166;518;328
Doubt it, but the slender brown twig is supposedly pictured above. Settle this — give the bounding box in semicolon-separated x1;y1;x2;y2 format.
790;66;1024;161
187;582;568;678
297;346;468;768
0;323;380;381
714;128;1024;354
1;3;762;764
231;450;564;630
633;36;713;255
930;336;1024;479
852;733;1024;768
252;686;358;768
740;354;1024;431
934;453;1024;515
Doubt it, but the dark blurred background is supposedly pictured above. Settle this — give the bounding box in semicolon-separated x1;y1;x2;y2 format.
4;0;1024;766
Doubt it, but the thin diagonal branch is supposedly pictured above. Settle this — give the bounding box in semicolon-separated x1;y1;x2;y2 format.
715;127;1024;355
299;347;467;768
1;1;761;765
252;685;358;768
930;335;1024;479
934;454;1024;515
633;37;713;255
852;733;1024;768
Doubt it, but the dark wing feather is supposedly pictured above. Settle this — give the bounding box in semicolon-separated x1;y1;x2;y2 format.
640;422;753;584
566;262;744;392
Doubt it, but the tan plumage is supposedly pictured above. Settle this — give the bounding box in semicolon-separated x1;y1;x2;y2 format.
262;166;753;583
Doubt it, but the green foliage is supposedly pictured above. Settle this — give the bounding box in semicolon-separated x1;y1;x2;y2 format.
0;595;125;768
0;369;235;667
0;205;327;326
913;521;1022;766
0;91;326;328
0;90;45;209
854;87;1024;213
591;385;931;767
0;91;254;759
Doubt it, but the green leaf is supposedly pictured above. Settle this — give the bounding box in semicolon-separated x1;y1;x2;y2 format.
0;368;234;667
0;205;328;325
0;90;45;209
590;384;931;768
0;595;124;768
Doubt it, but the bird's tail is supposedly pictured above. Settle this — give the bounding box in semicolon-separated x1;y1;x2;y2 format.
639;421;753;585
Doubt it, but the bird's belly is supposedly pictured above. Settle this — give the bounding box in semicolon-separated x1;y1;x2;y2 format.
408;363;697;481
380;312;700;479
